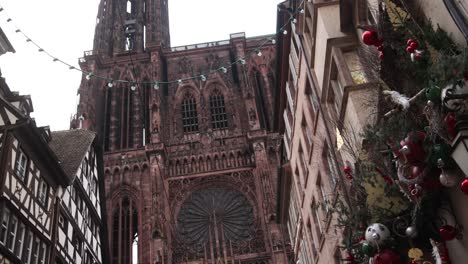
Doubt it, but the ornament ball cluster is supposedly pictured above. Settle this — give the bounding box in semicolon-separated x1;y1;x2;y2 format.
406;39;423;61
362;30;384;59
343;166;353;180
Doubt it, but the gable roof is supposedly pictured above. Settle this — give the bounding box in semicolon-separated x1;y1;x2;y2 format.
0;27;15;56
49;129;96;179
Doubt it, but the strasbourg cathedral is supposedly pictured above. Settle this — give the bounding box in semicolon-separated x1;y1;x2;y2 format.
72;0;290;263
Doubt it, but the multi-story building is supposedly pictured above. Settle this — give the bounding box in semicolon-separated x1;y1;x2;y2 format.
275;0;370;263
73;0;290;263
0;27;108;264
49;129;108;264
275;0;467;263
0;73;73;264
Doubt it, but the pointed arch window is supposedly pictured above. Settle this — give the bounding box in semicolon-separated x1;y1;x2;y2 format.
111;196;139;264
181;92;199;133
209;88;228;130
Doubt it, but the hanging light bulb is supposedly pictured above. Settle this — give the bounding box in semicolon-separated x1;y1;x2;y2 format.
153;82;159;90
270;38;276;44
220;67;227;74
69;66;75;70
130;81;137;91
0;8;3;12
53;58;59;62
177;79;183;84
38;48;44;52
239;58;246;65
299;8;305;14
86;73;94;80
15;29;20;33
292;18;297;24
6;18;12;22
26;38;31;42
283;30;288;35
108;79;114;88
200;75;207;81
257;50;262;57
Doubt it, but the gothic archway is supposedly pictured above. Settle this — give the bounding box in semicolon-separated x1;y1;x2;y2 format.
110;195;139;264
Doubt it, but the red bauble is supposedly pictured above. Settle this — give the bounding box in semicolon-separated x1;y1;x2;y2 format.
346;253;355;261
373;249;402;264
461;178;468;195
410;166;423;179
410;41;419;49
344;166;352;174
414;53;422;59
377;45;383;51
445;114;456;138
362;30;378;45
406;46;415;53
374;37;384;47
439;225;457;241
400;132;426;165
407;38;415;45
379;52;384;59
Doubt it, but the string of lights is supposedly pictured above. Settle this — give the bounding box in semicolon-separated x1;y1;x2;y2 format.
0;1;305;89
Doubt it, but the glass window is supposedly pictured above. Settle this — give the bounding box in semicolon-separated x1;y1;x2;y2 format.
0;208;10;244
15;148;29;182
14;223;25;257
302;116;312;150
181;93;199;133
21;230;33;263
6;215;18;250
343;51;367;84
299;144;309;181
38;241;48;264
312;202;323;239
30;237;40;264
38;180;49;207
317;175;329;214
209;88;228;130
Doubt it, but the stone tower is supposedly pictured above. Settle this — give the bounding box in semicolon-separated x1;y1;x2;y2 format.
74;0;290;263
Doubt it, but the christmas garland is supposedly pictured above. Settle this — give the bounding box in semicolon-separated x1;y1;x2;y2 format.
335;0;468;263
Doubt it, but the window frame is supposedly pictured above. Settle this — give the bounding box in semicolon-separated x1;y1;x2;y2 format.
38;179;49;208
209;88;228;130
21;230;33;263
181;92;199;133
6;214;18;251
14;222;25;258
15;148;29;183
0;207;10;245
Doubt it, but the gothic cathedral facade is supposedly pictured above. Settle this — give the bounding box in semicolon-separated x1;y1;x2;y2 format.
74;0;289;263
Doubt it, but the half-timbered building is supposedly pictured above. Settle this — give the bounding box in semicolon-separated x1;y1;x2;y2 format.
49;130;107;264
0;74;73;264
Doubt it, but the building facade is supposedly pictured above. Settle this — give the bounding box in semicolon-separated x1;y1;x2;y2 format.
74;0;290;263
275;0;467;263
49;130;108;264
275;0;375;263
0;73;73;264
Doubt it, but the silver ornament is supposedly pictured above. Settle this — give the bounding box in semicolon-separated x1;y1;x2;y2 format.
405;226;417;238
440;170;458;188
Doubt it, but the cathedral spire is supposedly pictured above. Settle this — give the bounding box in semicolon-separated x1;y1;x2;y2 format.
93;0;170;57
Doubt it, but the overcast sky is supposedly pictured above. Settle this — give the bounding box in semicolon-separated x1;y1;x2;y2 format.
0;0;280;131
